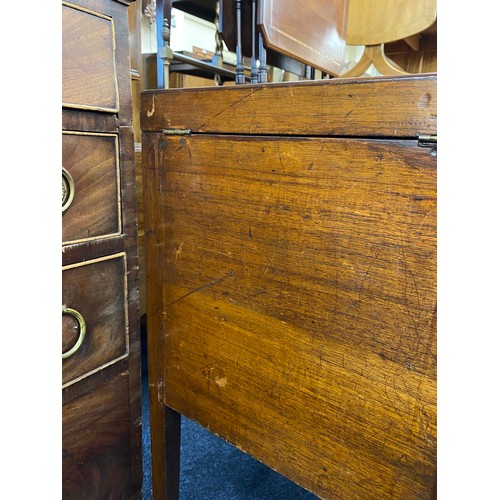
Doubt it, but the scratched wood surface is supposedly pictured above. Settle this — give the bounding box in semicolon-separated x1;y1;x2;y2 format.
141;74;436;138
142;79;437;498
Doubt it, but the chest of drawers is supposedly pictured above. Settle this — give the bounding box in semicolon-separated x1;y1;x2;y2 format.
141;74;437;499
62;0;141;497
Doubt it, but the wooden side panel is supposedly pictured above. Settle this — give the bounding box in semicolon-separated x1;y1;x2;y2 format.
140;74;437;137
62;370;131;499
146;133;437;499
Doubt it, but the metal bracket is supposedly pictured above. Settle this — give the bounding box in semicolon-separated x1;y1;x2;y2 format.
418;134;437;147
163;128;192;136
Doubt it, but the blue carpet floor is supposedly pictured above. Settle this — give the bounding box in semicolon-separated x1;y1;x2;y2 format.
141;329;318;499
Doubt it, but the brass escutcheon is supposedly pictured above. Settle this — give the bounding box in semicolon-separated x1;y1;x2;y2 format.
62;167;75;213
62;307;87;359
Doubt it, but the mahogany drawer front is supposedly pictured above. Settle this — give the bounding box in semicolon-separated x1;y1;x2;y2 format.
62;370;131;499
62;254;128;387
62;132;121;245
62;2;119;112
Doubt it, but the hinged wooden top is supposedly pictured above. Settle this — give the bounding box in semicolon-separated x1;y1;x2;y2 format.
141;73;436;138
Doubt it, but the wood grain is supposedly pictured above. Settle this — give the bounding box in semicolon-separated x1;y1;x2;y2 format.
346;0;437;45
62;132;121;244
62;2;118;112
141;74;437;137
143;133;181;500
258;0;348;76
62;254;128;387
142;130;436;499
62;370;132;499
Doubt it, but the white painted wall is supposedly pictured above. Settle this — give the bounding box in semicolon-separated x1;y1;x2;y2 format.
170;9;219;53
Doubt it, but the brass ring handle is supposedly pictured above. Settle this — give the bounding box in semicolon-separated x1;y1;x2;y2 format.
62;167;75;213
62;307;87;359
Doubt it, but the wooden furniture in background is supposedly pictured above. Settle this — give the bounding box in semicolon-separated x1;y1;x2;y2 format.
141;74;437;499
62;0;142;497
147;0;437;86
346;0;437;46
219;0;345;78
341;0;437;77
258;0;348;75
385;21;437;74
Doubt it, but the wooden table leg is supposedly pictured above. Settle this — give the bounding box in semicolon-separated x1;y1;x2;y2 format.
149;401;181;500
143;132;182;499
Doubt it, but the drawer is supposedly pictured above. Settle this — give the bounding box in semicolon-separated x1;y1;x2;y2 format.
62;254;128;387
62;370;131;499
62;2;119;112
62;132;121;244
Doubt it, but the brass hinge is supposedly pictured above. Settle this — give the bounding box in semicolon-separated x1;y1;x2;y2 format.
163;128;192;136
418;134;437;147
